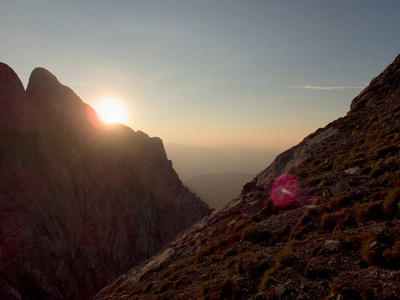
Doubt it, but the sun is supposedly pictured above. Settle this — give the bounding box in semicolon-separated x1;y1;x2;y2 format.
95;98;127;124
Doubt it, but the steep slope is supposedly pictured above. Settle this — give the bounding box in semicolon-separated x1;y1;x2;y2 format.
0;63;209;299
96;54;400;299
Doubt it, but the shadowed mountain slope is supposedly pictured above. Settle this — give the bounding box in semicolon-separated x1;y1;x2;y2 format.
0;63;209;299
96;54;400;299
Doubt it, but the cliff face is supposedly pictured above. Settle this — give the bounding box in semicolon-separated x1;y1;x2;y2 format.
95;54;400;299
0;63;209;299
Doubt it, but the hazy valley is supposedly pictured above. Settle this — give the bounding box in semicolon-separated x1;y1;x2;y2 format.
183;173;256;209
166;144;278;208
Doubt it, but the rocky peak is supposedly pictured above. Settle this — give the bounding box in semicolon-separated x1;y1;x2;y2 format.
350;54;400;112
26;67;85;113
0;63;30;130
0;62;25;94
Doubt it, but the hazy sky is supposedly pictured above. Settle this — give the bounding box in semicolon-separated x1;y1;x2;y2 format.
1;0;400;150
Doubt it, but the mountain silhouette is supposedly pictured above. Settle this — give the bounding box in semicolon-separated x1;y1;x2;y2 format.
0;63;209;299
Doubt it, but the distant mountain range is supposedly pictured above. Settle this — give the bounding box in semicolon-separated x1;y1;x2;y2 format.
96;54;400;299
184;172;256;208
165;144;278;208
165;143;279;179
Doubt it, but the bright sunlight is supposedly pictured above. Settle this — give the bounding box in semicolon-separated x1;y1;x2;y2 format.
95;98;128;124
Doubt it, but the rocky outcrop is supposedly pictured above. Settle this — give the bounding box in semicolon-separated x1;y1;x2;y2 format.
95;54;400;299
350;54;400;112
0;63;209;299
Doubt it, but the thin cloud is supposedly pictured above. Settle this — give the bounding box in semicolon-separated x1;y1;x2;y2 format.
67;81;90;85
290;84;367;91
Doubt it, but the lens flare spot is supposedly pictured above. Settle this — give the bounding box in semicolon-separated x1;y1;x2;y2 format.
270;173;298;208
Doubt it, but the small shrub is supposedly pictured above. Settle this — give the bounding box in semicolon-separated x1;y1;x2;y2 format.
221;243;240;260
139;282;153;293
268;225;291;246
374;145;398;159
379;171;400;187
250;213;263;222
156;280;173;294
262;197;278;216
247;258;271;279
206;267;216;279
226;219;246;234
328;193;351;210
289;213;312;240
258;268;275;292
258;241;295;292
319;212;340;232
383;188;400;218
382;240;400;268
343;235;362;251
218;278;238;298
201;282;210;296
360;238;379;266
155;268;172;281
234;251;252;274
173;277;183;289
241;225;259;242
224;255;236;269
310;245;322;256
264;288;279;300
369;164;386;178
358;230;393;266
355;202;384;223
241;225;271;244
334;209;357;231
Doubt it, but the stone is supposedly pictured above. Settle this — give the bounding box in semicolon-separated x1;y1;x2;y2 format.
325;240;341;252
344;166;361;175
275;284;285;295
330;180;350;196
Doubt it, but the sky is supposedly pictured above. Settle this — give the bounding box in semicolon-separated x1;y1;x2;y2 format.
1;0;400;151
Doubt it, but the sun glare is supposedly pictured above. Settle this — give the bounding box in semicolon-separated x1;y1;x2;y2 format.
95;98;127;124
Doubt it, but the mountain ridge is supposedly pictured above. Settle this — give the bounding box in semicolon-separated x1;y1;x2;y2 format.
0;63;209;299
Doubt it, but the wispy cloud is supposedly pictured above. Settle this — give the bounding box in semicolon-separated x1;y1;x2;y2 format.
67;81;90;86
290;84;367;91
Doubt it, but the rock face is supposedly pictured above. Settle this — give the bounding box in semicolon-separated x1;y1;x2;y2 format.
0;63;209;299
96;54;400;299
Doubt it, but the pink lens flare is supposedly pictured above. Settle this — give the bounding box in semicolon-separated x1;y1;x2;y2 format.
270;173;298;208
